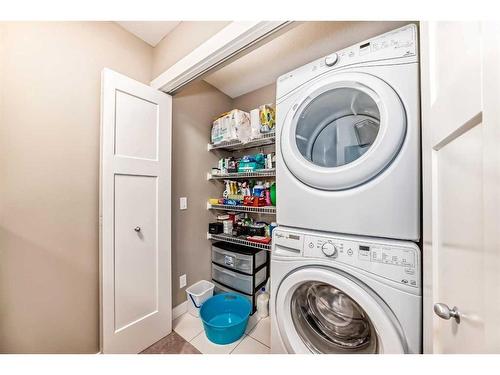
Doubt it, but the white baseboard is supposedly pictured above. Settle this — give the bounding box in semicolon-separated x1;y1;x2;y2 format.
172;300;188;320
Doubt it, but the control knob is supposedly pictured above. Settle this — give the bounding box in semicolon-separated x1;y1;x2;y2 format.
321;242;338;258
324;53;339;67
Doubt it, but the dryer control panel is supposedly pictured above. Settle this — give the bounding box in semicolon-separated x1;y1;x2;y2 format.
276;23;418;101
273;227;421;291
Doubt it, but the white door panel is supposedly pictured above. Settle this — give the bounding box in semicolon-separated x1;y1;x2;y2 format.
428;22;482;146
115;90;159;160
434;124;485;353
101;68;172;353
114;174;158;331
421;22;500;353
482;22;500;354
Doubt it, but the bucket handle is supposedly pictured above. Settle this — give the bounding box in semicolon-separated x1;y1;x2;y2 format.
191;292;235;309
189;293;202;309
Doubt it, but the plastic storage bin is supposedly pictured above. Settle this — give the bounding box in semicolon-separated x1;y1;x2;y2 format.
212;263;267;295
212;242;268;275
186;280;215;317
200;293;251;344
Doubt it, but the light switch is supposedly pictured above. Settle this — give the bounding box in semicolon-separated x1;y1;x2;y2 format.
180;197;187;210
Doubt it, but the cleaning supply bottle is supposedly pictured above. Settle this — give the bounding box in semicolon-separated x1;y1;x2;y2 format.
265;188;271;206
252;181;265;197
270;182;276;205
256;287;270;318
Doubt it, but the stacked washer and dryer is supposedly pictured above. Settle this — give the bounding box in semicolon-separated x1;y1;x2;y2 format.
270;24;422;354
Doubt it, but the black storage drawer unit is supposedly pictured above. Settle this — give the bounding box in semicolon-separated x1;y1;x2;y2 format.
211;241;268;275
211;241;269;305
212;262;267;295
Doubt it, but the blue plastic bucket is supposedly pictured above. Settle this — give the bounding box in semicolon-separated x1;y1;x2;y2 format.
199;293;251;345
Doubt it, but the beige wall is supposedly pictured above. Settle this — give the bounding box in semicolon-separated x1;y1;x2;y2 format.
152;21;230;78
232;83;276;112
0;19;232;353
0;21;153;353
171;81;232;305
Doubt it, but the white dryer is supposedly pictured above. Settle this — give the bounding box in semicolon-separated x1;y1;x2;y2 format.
276;24;420;240
270;226;422;354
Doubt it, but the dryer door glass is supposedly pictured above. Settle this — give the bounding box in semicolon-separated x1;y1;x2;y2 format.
280;72;407;191
290;281;378;353
295;88;380;168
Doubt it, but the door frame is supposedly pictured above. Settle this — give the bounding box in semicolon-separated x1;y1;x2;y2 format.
419;20;434;355
150;21;294;93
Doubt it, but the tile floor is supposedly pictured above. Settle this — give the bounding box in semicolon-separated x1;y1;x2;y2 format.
172;311;271;354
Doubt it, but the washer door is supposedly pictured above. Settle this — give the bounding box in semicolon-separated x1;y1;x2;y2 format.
280;72;406;190
275;267;406;354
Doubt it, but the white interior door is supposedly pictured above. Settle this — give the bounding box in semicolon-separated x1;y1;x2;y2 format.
421;22;500;353
100;68;172;353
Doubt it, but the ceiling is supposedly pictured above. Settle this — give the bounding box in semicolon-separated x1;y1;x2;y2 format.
116;21;181;46
203;21;409;99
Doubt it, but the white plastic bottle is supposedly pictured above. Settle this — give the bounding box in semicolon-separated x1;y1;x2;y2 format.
256;287;270;318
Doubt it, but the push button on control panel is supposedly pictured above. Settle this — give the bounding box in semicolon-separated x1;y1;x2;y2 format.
370;247;415;268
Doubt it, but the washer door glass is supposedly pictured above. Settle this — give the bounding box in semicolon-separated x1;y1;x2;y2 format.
291;281;378;354
295;87;380;168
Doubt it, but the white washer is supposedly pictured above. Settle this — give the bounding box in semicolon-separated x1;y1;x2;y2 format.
276;24;420;240
270;226;421;354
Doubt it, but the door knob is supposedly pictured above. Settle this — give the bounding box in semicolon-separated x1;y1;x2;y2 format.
434;302;461;324
134;226;141;232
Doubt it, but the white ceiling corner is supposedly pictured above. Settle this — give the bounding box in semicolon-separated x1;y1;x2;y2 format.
116;21;181;46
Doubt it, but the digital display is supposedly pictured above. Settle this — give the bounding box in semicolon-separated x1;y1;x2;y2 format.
359;245;370;252
360;42;370;49
289;234;300;240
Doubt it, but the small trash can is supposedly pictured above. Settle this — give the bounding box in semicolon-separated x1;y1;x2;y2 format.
186;280;215;317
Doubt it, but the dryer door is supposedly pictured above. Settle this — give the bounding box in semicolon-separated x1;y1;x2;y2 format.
275;267;406;354
280;72;406;190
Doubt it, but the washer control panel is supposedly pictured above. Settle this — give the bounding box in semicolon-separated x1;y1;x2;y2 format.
303;234;419;288
274;227;420;290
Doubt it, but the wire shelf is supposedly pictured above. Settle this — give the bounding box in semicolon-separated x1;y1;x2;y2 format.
208;168;275;180
208;203;276;214
207;233;272;251
208;132;275;151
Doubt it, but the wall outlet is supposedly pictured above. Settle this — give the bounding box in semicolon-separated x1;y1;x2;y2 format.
179;197;188;210
179;274;187;289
